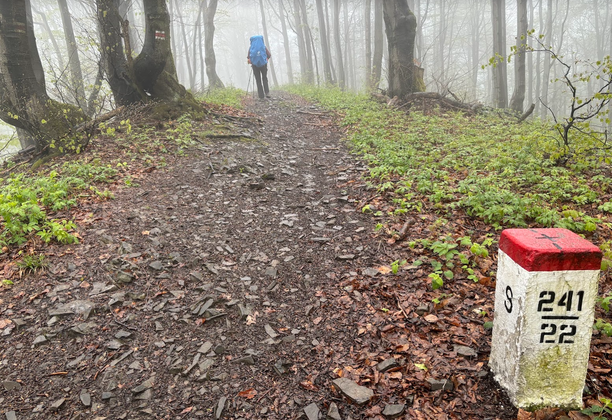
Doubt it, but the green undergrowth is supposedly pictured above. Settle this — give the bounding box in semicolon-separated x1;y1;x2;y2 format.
288;85;612;301
198;86;246;109
289;85;611;233
0;91;247;253
0;161;117;247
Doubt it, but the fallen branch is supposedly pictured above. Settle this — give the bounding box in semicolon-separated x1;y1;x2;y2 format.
517;103;536;123
297;110;329;117
204;134;255;140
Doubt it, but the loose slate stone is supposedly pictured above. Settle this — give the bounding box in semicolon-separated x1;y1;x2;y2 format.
3;381;21;391
336;254;356;260
215;396;227;419
80;392;92;406
304;403;320;420
264;267;278;278
362;268;379;277
115;330;133;339
332;377;373;405
233;355;255;365
5;411;17;420
116;271;134;284
33;335;47;346
51;398;66;410
48;300;94;320
237;304;251;319
427;378;454;391
326;402;341;420
264;324;279;338
132;377;155;394
377;358;400;373
382;404;405;419
197;341;213;354
101;392;115;400
134;389;153;400
453;344;477;357
149;261;163;271
106;340;123;350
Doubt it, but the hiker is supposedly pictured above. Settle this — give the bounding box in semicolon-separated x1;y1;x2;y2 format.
247;35;271;99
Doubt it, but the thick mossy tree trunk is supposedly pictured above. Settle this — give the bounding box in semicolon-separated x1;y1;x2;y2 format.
382;0;417;98
97;0;197;108
0;1;86;154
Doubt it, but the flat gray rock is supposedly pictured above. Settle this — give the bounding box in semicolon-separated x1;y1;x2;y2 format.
3;381;21;391
80;392;91;406
326;402;341;420
48;300;94;320
215;396;227;419
332;377;373;405
427;378;454;391
5;411;17;420
304;402;320;420
453;344;477;357
383;403;405;418
377;358;399;372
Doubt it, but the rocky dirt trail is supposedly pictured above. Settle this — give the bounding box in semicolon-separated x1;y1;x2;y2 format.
0;93;518;420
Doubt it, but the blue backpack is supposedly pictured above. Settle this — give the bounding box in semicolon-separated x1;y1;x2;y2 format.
249;35;268;67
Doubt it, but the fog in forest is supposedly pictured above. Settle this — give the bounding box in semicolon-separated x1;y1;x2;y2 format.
1;0;610;156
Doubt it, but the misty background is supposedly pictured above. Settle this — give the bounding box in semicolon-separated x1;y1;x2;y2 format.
1;0;610;159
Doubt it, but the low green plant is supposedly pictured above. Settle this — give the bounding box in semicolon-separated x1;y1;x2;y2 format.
199;86;246;108
16;253;48;273
595;318;612;336
581;397;612;420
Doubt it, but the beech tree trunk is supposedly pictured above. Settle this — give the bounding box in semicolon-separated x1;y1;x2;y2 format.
365;0;372;89
259;0;278;88
382;0;417;98
278;0;294;84
372;0;384;89
333;0;345;89
316;0;334;85
491;0;508;108
58;0;88;114
97;0;193;105
0;0;86;153
509;0;527;112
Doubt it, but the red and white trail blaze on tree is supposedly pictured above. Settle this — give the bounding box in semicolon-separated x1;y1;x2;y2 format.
97;0;195;106
0;0;86;154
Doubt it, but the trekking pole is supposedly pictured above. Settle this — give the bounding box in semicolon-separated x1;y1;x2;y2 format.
247;66;253;99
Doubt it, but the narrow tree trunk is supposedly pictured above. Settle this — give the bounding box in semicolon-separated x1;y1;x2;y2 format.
509;0;527;112
535;0;543;116
198;4;205;89
491;0;508;108
540;0;553;117
259;0;278;87
372;0;384;89
58;0;88;113
203;0;224;89
316;0;334;85
278;0;294;84
32;7;65;71
293;0;308;83
333;0;345;89
299;0;315;84
470;0;480;96
527;0;534;107
382;0;417;98
365;0;372;89
173;1;193;89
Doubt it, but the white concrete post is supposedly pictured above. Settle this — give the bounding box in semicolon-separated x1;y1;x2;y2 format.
490;228;602;410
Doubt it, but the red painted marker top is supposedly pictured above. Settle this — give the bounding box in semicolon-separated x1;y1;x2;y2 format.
499;228;602;272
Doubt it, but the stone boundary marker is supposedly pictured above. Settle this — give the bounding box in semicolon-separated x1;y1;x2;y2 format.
490;228;602;410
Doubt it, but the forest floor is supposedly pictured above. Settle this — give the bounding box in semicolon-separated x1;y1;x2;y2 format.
0;92;610;420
